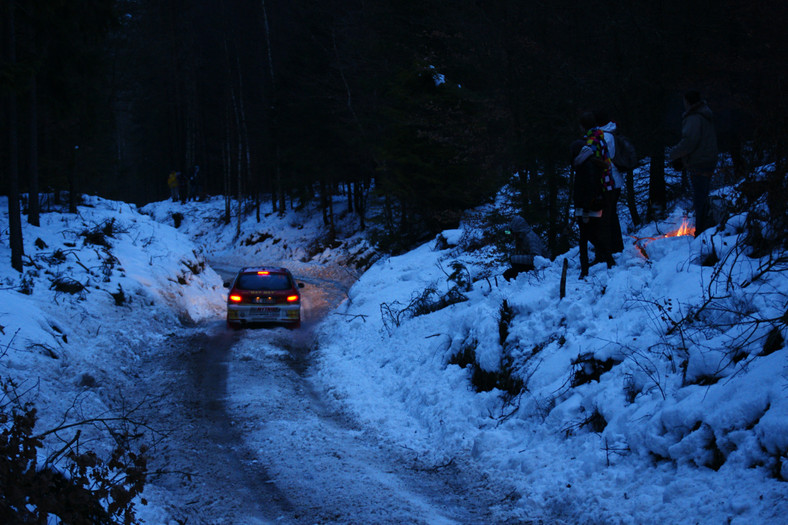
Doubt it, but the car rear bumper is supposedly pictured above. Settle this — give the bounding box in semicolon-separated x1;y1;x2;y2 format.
227;303;300;324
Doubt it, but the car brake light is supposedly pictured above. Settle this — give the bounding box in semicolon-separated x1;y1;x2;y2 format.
286;295;299;302
229;294;243;302
257;271;269;275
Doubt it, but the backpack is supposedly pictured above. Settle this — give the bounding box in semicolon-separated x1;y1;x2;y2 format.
611;133;638;171
571;140;604;212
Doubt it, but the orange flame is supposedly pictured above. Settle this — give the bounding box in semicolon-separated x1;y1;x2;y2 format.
632;217;696;259
664;218;695;238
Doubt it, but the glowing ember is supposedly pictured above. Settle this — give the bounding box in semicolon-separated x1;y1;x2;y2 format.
632;217;696;259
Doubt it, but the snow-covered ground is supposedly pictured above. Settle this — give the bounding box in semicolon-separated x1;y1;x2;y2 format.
0;195;225;434
1;178;786;524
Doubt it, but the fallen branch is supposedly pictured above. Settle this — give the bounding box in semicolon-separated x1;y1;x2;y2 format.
332;312;368;323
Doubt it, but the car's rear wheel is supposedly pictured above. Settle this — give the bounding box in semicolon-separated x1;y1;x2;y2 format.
227;320;241;330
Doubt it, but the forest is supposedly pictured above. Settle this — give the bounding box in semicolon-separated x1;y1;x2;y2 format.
2;0;787;267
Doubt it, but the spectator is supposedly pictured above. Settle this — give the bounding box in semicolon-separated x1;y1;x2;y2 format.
572;112;614;278
668;90;718;236
189;165;202;201
503;216;546;281
167;170;179;202
595;110;625;254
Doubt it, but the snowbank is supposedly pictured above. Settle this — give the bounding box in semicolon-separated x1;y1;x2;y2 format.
315;206;788;524
0;195;226;448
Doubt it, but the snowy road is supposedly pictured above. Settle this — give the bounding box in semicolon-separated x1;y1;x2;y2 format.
132;266;519;524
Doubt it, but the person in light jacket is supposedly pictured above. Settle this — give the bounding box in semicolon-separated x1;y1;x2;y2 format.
595;110;625;254
668;90;718;236
503;216;546;281
572;112;615;278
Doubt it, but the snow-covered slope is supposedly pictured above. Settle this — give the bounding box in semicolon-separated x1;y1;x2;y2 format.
0;195;226;470
2;186;786;524
314;206;788;524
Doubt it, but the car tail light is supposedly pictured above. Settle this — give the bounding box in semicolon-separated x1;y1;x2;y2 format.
257;271;269;275
229;294;243;302
286;295;299;302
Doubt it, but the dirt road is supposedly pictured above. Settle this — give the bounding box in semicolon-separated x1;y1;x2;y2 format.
131;268;520;524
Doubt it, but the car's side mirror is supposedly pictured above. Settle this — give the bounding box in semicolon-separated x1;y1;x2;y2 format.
223;281;231;288
298;282;305;288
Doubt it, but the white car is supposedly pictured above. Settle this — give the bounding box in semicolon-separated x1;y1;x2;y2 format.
226;266;304;329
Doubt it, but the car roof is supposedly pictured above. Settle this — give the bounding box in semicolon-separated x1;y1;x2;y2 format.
239;266;291;275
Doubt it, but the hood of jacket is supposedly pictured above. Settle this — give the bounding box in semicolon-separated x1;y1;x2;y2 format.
599;121;617;134
684;101;713;122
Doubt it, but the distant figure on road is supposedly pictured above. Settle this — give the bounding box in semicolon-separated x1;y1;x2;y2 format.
167;170;179;202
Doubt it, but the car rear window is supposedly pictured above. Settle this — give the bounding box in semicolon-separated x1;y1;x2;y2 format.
236;273;292;291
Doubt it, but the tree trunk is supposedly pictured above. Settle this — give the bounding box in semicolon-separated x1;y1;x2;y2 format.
383;192;393;232
354;180;365;231
256;191;260;222
321;179;330;226
223;107;232;225
624;169;641;226
259;0;284;217
399;199;408;238
271;178;277;212
6;1;24;272
234;90;242;239
69;145;79;214
327;181;335;235
276;149;285;215
236;55;253;225
27;62;40;225
546;161;559;255
648;146;666;219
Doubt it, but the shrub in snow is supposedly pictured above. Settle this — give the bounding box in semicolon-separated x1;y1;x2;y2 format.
0;378;148;524
738;166;788;257
444;261;472;292
761;326;784;356
446;301;524;397
381;285;469;335
50;276;87;297
181;254;206;276
433;229;462;250
41;248;67;266
562;405;607;435
80;218;122;248
107;284;128;307
18;273;34;295
570;352;619;387
241;231;273;246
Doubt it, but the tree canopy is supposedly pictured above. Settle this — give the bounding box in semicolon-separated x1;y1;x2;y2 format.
2;0;786;253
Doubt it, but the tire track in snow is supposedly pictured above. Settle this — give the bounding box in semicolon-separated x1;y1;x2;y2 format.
133;261;520;523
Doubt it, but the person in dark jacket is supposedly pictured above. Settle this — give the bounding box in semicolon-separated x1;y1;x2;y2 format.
189;165;201;201
668;90;718;236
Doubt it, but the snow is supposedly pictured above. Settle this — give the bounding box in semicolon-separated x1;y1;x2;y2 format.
1;183;786;524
